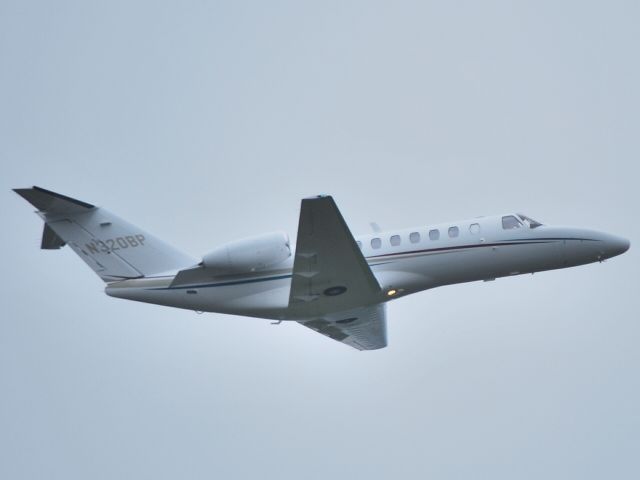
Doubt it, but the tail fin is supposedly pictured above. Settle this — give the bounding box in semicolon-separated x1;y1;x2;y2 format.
14;186;197;282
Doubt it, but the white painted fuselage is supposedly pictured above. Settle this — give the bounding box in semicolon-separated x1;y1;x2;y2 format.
106;213;630;320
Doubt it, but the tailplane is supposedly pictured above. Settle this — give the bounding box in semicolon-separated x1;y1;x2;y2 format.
14;186;197;282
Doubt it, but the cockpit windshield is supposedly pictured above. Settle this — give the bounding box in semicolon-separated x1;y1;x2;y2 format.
517;213;543;229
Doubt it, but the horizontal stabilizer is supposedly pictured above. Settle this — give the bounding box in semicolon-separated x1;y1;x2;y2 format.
13;186;94;214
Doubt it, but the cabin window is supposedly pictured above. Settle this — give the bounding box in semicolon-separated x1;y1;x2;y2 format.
469;223;481;234
448;226;459;238
429;229;440;240
390;235;401;246
409;232;420;243
502;215;523;230
371;237;382;249
356;241;362;249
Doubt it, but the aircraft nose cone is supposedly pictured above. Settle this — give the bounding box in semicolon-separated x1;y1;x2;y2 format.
604;235;630;259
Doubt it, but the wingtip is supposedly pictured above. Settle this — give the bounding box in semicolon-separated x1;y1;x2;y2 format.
13;186;40;194
302;194;333;201
12;186;95;211
12;187;32;199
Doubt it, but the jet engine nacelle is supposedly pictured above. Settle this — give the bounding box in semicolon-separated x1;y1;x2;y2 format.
202;231;291;274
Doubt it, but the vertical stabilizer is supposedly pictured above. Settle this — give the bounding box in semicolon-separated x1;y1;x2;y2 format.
14;186;197;282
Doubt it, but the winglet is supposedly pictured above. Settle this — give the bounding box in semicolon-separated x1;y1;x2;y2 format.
13;186;94;213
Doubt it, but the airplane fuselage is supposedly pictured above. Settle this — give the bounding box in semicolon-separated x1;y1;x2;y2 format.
106;213;630;320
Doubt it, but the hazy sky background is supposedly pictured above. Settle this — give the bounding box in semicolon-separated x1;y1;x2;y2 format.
1;1;638;478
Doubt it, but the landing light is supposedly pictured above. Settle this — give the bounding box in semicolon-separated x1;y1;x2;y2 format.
387;289;397;297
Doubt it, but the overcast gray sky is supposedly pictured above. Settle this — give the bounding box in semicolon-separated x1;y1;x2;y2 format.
1;1;639;479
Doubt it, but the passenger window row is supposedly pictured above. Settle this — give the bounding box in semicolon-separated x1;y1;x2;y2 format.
359;223;482;250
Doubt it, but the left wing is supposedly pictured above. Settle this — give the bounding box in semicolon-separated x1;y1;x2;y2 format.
288;195;381;318
298;303;387;350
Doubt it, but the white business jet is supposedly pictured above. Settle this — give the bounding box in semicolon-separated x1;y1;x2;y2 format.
15;186;630;350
